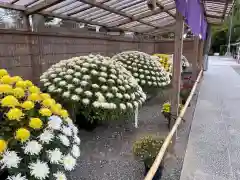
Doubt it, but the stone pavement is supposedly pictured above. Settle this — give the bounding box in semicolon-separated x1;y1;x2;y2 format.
180;56;240;180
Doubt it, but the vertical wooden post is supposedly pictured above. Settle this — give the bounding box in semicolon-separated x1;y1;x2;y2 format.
199;40;204;70
170;11;184;150
193;36;199;81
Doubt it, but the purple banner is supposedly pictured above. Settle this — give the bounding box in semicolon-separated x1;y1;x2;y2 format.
175;0;207;40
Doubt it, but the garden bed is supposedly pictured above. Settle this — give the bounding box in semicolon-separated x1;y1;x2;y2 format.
68;95;170;180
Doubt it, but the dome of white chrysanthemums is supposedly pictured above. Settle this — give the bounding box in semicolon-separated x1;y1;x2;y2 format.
168;54;190;70
0;69;80;180
112;51;171;93
40;54;146;121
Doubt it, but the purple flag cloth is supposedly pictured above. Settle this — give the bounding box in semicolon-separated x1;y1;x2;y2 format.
175;0;207;40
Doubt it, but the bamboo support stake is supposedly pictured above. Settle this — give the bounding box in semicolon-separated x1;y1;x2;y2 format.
144;70;203;180
193;36;199;81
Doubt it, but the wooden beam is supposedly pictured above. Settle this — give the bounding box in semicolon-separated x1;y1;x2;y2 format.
0;2;25;11
156;1;175;19
11;0;20;4
222;0;229;18
170;11;184;150
78;0;157;28
26;0;64;15
111;3;175;28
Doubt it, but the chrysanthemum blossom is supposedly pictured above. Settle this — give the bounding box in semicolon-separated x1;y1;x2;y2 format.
29;160;50;180
40;54;146;122
0;150;21;169
7;173;27;180
62;154;76;171
24;140;42;155
112;51;171;93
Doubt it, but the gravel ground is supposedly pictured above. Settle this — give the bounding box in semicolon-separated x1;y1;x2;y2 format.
68;82;200;180
69;91;170;180
161;80;201;180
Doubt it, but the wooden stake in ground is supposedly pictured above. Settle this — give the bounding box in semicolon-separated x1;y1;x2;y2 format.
170;11;184;150
193;36;199;81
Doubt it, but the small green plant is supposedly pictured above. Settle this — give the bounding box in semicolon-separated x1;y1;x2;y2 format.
133;136;165;168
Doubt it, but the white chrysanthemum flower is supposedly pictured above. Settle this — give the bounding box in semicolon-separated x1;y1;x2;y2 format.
67;84;74;90
29;160;50;180
50;74;57;78
119;86;125;91
48;115;62;130
71;144;81;158
91;70;98;75
72;78;80;84
125;85;131;89
98;77;106;82
110;69;117;74
53;172;67;180
82;75;91;80
92;84;99;89
116;93;123;99
48;85;55;92
80;81;88;86
93;101;100;108
0;151;21;169
62;91;70;98
71;95;80;101
120;103;126;110
62;154;76;171
74;136;81;145
74;72;81;77
106;93;113;98
47;148;62;164
101;86;108;91
133;101;139;108
67;69;74;74
59;81;67;86
127;102;133;108
53;78;61;82
64;74;72;80
62;126;72;136
39;130;54;144
108;79;115;84
81;67;88;73
7;174;27;180
71;88;80;95
100;66;107;71
124;94;131;99
84;91;93;97
58;134;70;147
112;87;118;92
82;98;90;105
109;103;117;109
24;141;42;156
40;78;48;83
55;88;62;93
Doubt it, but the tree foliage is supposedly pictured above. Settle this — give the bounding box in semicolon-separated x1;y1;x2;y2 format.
211;0;240;53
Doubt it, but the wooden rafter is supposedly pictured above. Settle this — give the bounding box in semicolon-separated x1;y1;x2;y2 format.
111;3;175;28
26;0;64;15
77;0;158;28
156;1;175;19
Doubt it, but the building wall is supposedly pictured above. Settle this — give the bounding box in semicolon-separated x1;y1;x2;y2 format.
0;28;195;83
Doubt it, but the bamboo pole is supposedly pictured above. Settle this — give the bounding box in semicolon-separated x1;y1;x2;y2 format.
144;70;203;180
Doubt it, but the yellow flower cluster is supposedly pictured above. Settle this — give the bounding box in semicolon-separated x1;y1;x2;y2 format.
161;102;183;113
153;54;172;73
0;69;69;153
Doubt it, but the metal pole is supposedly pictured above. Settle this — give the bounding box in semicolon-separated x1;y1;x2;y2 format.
226;8;234;56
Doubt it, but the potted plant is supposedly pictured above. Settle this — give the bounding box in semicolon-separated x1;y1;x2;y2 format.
161;102;183;129
133;136;165;180
40;54;147;131
0;69;81;179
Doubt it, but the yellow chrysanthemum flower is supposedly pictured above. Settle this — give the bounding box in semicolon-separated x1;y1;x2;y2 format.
0;84;13;94
60;109;69;118
6;108;24;120
41;93;51;100
15;128;30;142
51;105;61;115
25;80;33;87
12;87;25;98
42;98;55;108
29;118;43;129
56;103;62;109
29;86;40;93
0;139;7;153
1;75;13;84
11;76;23;83
0;69;8;78
28;93;42;102
1;95;20;107
39;108;52;117
21;101;35;110
16;80;27;89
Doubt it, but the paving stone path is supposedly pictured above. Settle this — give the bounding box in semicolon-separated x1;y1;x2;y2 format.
180;56;240;180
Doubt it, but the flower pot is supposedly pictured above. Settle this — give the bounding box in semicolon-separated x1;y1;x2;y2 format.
75;113;99;132
0;169;9;179
144;162;163;180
